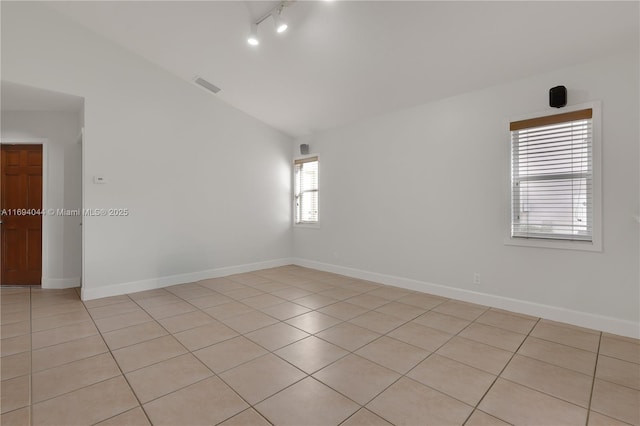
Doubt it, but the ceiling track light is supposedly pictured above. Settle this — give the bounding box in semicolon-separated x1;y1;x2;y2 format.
247;1;290;46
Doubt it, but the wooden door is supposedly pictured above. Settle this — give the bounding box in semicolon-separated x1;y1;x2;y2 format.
1;145;43;285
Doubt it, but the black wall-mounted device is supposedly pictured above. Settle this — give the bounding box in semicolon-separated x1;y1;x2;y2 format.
549;85;567;108
300;144;309;155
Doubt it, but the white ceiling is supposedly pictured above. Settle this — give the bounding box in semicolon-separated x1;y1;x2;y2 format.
45;1;638;137
1;81;84;112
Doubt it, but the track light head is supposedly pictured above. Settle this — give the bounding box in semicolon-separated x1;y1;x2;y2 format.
247;23;259;46
273;10;288;33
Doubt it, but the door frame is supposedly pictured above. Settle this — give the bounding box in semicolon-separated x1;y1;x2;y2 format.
0;138;49;286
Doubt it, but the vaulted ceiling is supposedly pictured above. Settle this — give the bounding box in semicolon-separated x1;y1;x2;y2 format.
45;1;638;137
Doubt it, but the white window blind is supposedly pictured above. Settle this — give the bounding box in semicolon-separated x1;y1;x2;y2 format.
294;156;318;224
510;109;593;241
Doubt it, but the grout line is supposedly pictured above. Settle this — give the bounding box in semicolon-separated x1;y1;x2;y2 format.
585;332;603;426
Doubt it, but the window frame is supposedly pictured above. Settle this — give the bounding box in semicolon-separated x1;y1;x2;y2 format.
293;154;320;228
504;101;602;252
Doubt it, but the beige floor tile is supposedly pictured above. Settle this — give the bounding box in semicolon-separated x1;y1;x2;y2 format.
219;408;271;426
476;309;538;334
356;336;430;374
502;354;593;407
220;353;306;404
431;300;488;321
32;352;121;403
88;300;141;319
223;287;265;300
194;336;268;373
368;286;413;301
83;294;131;309
94;310;153;333
375;302;426;321
31;301;86;319
408;354;496;406
341;408;393;426
396;293;448;310
285;311;342;334
186;292;234;309
1;309;30;325
95;407;151;426
242;293;287;309
313;354;401;404
295;281;335;292
228;272;271;286
540;319;600;335
126;353;213;403
0;303;29;317
0;407;30;426
32;375;138;425
128;289;171;300
479;378;587;425
294;294;339;310
143;300;197;319
260;301;310;320
413;311;471;334
388;322;453;352
0;375;30;414
245;322;309;351
530;321;600;352
271;287;314;301
367;377;472;425
346;294;390;310
0;334;31;357
465;410;511;426
166;285;215;300
436;336;512;375
254;377;359;426
203;301;255;320
349;311;406;334
253;280;290;293
222;310;279;334
32;320;98;349
316;322;381;351
102;321;168;350
596;354;640;389
134;294;182;309
1;351;30;380
590;379;640;425
112;335;188;373
199;277;246;292
600;334;640;364
318;301;369;321
518;336;597;375
0;320;30;339
173;320;238;351
157;310;214;333
318;287;360;301
32;334;108;372
32;309;92;332
275;336;348;374
459;323;527;352
588;411;632;426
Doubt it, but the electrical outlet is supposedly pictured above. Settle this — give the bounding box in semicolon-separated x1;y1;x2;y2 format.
473;273;481;285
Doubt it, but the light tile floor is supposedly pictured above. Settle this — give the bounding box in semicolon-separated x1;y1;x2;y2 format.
1;265;639;425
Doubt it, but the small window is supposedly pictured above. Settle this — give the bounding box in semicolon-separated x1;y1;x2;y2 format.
510;108;594;242
294;156;318;224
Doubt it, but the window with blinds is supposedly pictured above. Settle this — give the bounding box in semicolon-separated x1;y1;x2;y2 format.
510;109;593;241
294;156;318;224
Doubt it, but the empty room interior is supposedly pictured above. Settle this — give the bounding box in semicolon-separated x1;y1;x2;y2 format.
1;1;639;425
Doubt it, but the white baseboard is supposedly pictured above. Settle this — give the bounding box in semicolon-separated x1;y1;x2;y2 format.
42;277;81;289
292;258;640;339
81;257;295;301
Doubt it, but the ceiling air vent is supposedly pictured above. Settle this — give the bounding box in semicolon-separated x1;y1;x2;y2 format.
194;77;221;94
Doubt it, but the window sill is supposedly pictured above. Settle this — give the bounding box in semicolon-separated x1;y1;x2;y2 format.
504;236;602;252
294;222;320;229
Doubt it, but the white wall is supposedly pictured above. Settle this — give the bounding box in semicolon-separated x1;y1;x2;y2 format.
1;111;82;287
294;49;640;337
1;2;293;299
